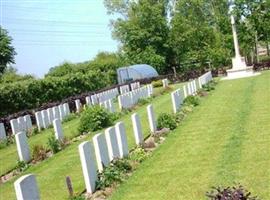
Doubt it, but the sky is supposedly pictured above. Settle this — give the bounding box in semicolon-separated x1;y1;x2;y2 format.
1;0;119;77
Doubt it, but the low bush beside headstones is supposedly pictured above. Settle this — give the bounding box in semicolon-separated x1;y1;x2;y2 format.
78;106;114;134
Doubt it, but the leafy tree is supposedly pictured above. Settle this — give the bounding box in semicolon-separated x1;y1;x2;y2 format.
234;0;270;60
170;0;232;72
0;27;16;74
104;0;171;74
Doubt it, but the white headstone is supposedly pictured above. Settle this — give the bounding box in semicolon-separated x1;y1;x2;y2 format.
11;119;20;135
86;96;91;106
78;141;97;194
75;99;81;113
93;133;110;172
47;108;54;125
17;117;26;132
63;103;70;116
34;112;44;131
14;174;40;200
0;123;6;140
108;99;115;113
53;119;64;141
183;85;188;98
105;127;120;161
23;115;32;131
147;105;157;133
115;122;129;158
58;104;65;120
15;132;31;162
162;79;168;88
131;113;144;145
52;106;60;121
41;110;49;128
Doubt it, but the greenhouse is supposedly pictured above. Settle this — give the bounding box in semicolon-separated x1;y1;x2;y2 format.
117;64;159;84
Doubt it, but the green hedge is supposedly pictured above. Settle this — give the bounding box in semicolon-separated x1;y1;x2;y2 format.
0;70;113;117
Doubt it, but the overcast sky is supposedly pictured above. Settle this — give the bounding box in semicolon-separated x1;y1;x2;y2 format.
1;0;118;77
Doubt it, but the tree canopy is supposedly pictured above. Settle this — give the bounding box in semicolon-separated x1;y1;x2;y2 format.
0;27;16;74
104;0;270;74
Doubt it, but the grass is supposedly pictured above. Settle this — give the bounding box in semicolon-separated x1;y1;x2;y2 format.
0;83;182;199
109;71;270;200
0;118;80;176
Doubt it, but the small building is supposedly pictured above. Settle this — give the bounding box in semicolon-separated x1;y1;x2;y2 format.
117;64;159;84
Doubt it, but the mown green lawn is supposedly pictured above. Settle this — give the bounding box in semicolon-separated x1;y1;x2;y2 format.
110;71;270;200
0;83;182;199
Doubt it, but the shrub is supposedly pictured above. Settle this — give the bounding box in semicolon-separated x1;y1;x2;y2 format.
95;159;132;190
175;111;186;123
62;113;77;123
69;196;85;200
129;147;148;163
203;80;217;92
47;135;61;154
157;113;177;130
16;160;29;172
151;80;163;87
183;95;200;106
78;106;113;133
32;145;47;162
137;98;151;106
206;185;259;200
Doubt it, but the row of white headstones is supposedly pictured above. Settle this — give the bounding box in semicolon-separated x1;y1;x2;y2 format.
0;82;142;140
12;72;213;200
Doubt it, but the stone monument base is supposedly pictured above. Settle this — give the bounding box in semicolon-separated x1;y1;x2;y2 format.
222;66;261;80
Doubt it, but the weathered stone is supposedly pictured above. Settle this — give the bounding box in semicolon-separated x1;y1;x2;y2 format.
15;132;31;162
78;141;97;194
14;174;40;200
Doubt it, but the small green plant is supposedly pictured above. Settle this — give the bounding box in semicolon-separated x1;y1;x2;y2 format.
31;127;39;135
183;95;200;106
63;113;77;123
112;159;132;172
151;80;163;87
203;80;217;91
69;196;85;200
181;105;194;114
32;145;47;162
47;135;61;154
137;98;151;106
206;184;259;200
175;111;186;123
95;159;131;190
78;105;113;133
0;136;15;149
129;147;148;163
16;160;29;172
157;113;177;130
